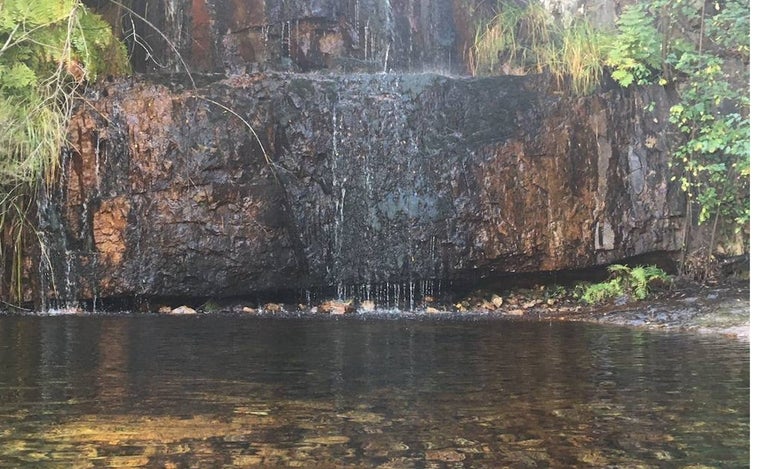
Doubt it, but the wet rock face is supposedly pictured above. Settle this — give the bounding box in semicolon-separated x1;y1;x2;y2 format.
50;73;682;301
92;0;631;76
97;0;480;75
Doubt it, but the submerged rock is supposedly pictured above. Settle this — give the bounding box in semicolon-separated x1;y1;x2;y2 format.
425;449;466;462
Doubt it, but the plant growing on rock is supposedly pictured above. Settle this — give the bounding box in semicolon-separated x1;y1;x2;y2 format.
0;0;129;305
607;0;749;268
472;0;749;271
605;3;664;87
576;264;671;305
469;1;612;95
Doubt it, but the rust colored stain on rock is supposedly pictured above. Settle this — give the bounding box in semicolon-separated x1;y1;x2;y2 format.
228;0;266;31
190;0;214;71
94;197;129;267
66;113;98;230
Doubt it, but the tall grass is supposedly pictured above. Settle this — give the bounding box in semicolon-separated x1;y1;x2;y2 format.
470;1;612;95
0;89;69;305
471;2;547;75
558;19;611;95
0;1;129;305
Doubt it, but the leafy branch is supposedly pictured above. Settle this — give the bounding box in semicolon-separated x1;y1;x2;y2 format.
607;0;749;254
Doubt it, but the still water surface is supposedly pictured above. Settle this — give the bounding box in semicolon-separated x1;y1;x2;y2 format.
0;315;748;467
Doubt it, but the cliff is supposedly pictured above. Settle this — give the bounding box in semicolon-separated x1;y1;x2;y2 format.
30;72;684;305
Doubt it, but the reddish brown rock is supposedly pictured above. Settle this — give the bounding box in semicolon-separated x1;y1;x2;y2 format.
170;305;198;315
93;197;129;266
263;303;283;313
318;300;356;315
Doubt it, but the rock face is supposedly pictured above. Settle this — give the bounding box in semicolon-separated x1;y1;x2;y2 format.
92;0;626;77
93;0;479;75
37;72;683;306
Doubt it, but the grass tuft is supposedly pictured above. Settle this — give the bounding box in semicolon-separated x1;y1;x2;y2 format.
469;2;612;95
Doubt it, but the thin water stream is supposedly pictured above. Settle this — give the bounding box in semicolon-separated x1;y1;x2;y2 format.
0;316;748;467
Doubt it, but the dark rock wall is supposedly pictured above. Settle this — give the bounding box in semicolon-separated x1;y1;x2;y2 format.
44;73;682;303
87;0;484;75
87;0;636;76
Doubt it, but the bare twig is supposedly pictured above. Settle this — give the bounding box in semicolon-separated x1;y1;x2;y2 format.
191;96;272;167
106;0;196;88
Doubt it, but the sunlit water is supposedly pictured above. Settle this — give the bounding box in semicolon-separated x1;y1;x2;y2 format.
0;315;748;467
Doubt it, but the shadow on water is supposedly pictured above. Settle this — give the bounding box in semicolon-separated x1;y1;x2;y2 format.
0;316;748;467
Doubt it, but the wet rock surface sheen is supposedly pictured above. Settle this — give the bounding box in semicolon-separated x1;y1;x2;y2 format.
47;71;681;302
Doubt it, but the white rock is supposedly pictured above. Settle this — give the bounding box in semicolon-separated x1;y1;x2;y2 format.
170;305;197;315
491;294;504;308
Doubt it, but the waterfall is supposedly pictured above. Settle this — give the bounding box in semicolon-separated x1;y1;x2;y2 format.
330;94;350;298
164;0;185;72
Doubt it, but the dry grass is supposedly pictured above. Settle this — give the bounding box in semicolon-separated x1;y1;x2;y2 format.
469;2;611;95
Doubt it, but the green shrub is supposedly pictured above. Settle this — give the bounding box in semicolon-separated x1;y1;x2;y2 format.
578;277;624;304
0;1;129;181
605;3;664;87
0;1;129;304
606;0;749;244
577;264;671;305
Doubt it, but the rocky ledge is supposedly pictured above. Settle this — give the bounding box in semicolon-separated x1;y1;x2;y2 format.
574;281;750;341
38;280;746;342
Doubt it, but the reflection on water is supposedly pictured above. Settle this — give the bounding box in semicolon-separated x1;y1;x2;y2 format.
0;316;748;467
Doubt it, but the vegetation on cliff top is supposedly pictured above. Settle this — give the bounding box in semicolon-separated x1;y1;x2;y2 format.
469;2;610;95
471;0;749;269
608;0;749;271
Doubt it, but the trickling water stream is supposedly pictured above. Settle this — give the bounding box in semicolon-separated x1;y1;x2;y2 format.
165;1;181;64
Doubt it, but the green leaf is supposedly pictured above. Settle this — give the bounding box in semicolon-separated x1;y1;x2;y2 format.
0;63;36;90
611;70;634;87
